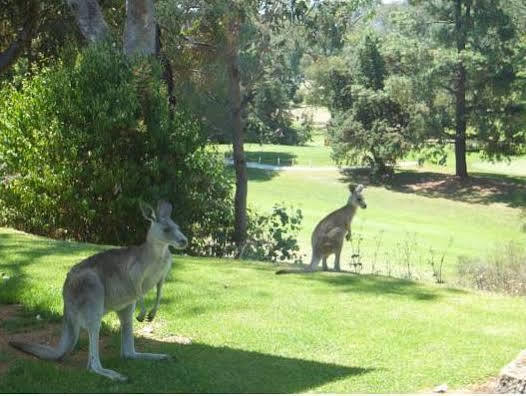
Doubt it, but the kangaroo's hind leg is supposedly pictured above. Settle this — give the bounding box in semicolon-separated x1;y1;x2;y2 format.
118;303;170;360
322;256;328;271
73;273;127;381
334;241;344;272
308;253;321;272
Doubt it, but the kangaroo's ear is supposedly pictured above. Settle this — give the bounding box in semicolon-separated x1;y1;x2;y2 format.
157;200;173;219
140;201;157;222
355;184;364;193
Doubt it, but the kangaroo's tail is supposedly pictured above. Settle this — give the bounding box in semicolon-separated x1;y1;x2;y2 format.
9;312;79;361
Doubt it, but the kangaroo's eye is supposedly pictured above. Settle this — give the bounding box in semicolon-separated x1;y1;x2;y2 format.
163;227;171;233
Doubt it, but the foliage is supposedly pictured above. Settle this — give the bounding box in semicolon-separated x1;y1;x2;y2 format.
155;0;309;146
241;204;303;263
0;42;234;252
304;56;353;113
408;0;526;172
326;31;430;179
457;242;526;296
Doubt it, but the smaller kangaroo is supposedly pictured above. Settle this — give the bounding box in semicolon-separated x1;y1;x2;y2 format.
276;184;367;275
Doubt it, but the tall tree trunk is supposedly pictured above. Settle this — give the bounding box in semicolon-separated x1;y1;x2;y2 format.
156;24;176;117
65;0;108;43
454;0;468;178
124;0;157;57
226;16;248;255
0;0;39;74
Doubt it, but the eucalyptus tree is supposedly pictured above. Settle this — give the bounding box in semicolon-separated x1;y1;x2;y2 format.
155;0;320;253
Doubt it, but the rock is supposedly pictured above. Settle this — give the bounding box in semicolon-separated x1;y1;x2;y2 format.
495;350;526;393
433;384;448;393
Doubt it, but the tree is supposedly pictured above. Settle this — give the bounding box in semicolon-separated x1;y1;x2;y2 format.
327;30;430;178
411;0;525;178
155;0;320;254
224;4;248;253
0;0;39;74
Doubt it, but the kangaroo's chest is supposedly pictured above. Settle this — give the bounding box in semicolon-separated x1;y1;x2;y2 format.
141;253;172;293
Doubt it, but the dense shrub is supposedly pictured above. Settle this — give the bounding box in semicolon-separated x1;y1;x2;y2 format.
242;204;304;263
0;42;234;252
194;203;304;263
457;242;526;296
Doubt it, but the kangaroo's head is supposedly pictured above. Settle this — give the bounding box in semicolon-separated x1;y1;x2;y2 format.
348;184;367;209
141;200;188;249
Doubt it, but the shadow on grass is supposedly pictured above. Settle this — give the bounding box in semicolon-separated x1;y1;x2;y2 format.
246;167;280;182
0;232;98;316
244;151;297;167
1;324;373;393
276;267;447;301
340;168;526;208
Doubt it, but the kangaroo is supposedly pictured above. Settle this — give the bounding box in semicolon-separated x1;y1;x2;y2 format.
276;184;367;275
9;200;188;382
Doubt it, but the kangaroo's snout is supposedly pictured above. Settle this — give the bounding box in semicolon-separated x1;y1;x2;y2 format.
178;236;188;249
172;232;188;250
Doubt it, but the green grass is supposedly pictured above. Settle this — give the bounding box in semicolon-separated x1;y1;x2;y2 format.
1;228;526;392
215;138;335;167
245;157;525;282
222;111;525;280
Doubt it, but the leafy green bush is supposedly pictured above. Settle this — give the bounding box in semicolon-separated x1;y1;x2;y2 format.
0;42;234;252
241;204;304;263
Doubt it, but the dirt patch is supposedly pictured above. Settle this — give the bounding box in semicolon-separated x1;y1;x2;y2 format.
136;322;192;345
390;171;526;208
0;303;190;377
340;167;526;208
402;174;510;199
0;304;61;375
0;303;117;375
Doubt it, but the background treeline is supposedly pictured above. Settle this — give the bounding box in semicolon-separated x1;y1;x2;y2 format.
0;0;525;259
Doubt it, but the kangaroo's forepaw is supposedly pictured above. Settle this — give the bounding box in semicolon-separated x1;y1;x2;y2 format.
146;311;156;322
136;313;146;322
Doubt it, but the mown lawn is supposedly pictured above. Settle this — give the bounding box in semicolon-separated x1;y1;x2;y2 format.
227;121;526;281
0;228;525;393
215;138;335;167
247;166;526;281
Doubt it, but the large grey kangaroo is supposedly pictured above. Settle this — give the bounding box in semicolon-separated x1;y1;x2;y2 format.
276;184;367;274
9;200;187;381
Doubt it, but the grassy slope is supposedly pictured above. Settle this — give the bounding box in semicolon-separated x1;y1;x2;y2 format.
215;136;335;167
231;112;526;279
248;167;525;280
1;228;526;393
